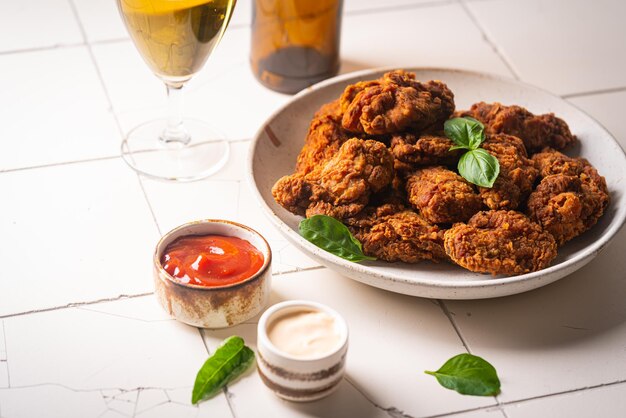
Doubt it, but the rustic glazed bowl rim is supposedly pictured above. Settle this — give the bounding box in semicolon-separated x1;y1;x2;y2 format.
154;219;272;291
258;300;349;363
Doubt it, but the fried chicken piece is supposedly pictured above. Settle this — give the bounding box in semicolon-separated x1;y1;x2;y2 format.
390;132;462;171
366;171;410;209
444;210;557;276
457;102;576;153
406;166;483;224
479;134;538;210
347;207;447;263
272;138;394;219
533;148;609;196
340;70;455;135
533;147;593;177
295;100;351;175
527;175;608;245
344;202;407;231
526;148;609;245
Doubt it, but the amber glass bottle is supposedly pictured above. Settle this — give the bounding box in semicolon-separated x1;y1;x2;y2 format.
250;0;343;94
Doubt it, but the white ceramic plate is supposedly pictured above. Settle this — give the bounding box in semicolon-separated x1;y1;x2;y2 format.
248;68;626;299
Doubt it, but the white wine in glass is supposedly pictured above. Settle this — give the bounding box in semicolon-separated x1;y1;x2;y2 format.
117;0;237;181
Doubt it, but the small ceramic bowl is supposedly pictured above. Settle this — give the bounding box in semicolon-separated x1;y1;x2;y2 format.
256;300;349;402
153;220;272;328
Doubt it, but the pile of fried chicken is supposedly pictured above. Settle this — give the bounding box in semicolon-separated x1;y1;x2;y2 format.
271;70;610;276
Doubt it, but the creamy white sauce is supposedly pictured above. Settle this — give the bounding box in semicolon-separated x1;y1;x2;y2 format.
267;310;342;359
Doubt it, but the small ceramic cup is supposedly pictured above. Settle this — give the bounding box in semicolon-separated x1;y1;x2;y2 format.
153;220;272;328
256;300;349;402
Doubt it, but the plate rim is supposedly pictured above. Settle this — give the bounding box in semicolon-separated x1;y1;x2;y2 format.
247;66;626;294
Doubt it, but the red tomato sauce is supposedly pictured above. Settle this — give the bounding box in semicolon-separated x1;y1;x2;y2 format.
161;234;264;287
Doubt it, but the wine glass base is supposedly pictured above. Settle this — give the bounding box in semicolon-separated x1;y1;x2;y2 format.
121;118;229;182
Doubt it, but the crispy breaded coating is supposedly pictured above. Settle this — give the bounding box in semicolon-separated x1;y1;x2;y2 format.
340;70;455;135
272;138;394;219
390;132;462;171
347;207;447;263
344;202;407;231
457;102;576;153
444;210;557;276
406;166;483;224
526;148;609;245
527;176;607;245
533;147;593;177
534;148;608;198
479;134;538;210
295;100;351;175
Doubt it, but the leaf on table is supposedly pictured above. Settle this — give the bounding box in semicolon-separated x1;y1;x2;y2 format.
191;336;255;404
425;353;501;396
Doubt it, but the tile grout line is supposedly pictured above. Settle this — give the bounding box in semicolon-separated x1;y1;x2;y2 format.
0;382;191;393
67;0;167;238
0;266;325;321
271;265;326;277
457;0;520;81
76;306;174;324
561;85;626;99
4;342;626;412
66;0;135;195
343;0;455;17
436;300;471;352
343;376;415;418
0;293;154;320
0;137;250;176
198;329;239;418
137;175;163;237
0;155;121;175
425;378;626;417
131;388;140;418
432;306;626;416
437;301;510;417
235;179;244;220
1;320;9;388
499;378;626;408
420;404;500;418
436;301;507;418
90;37;130;46
0;0;457;58
66;0;125;140
0;42;85;56
225;138;251;143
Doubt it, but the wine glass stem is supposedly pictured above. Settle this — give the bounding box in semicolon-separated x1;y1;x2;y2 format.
160;83;191;146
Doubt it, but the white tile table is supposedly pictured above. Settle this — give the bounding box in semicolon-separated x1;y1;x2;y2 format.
1;0;625;417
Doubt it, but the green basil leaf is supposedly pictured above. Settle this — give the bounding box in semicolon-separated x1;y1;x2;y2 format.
191;336;255;404
458;148;500;188
299;215;376;262
425;353;501;396
444;117;485;150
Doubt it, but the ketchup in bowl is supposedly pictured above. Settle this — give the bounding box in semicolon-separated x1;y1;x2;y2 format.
161;234;264;287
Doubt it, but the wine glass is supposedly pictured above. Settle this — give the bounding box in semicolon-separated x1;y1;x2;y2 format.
117;0;237;181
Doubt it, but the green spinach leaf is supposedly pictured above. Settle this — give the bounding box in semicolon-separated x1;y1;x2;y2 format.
458;148;500;188
425;353;501;396
299;215;375;262
192;336;255;404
